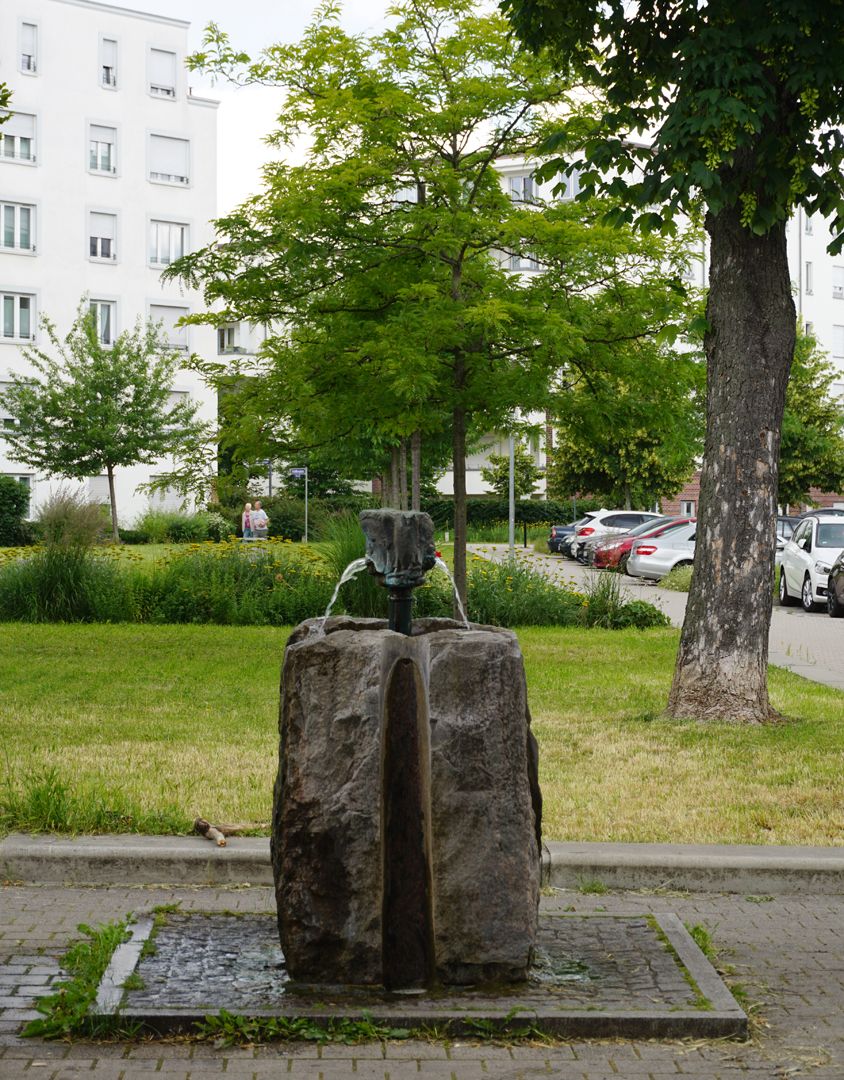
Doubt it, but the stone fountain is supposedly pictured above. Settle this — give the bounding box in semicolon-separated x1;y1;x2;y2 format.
91;509;746;1040
271;509;542;989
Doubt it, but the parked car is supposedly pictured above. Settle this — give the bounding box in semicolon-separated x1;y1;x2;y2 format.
626;521;697;581
779;514;844;612
775;515;800;568
571;510;664;562
592;516;695;571
828;551;844;617
547;517;589;554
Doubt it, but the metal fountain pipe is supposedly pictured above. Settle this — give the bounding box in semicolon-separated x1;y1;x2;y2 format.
359;509;437;636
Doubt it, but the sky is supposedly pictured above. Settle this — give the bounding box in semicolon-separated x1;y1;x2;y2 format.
112;0;393;212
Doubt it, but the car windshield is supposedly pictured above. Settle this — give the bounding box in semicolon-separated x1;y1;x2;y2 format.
817;523;844;548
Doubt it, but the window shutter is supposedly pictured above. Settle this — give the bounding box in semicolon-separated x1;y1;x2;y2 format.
90;124;115;145
150;49;176;89
4;112;35;138
90;212;115;240
149;135;188;180
150;304;188;348
102;38;117;67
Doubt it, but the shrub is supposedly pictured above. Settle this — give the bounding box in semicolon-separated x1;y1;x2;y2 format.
133;509;179;544
0;546;132;622
0;475;29;546
38;489;107;548
204;511;236;543
578;572;670;629
466;557;583;627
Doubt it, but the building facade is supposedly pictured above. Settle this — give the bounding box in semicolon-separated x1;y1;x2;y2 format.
0;0;219;525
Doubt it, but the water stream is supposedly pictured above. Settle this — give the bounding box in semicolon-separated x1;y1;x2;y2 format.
434;557;470;629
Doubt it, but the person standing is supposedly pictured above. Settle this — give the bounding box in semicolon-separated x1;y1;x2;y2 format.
241;502;253;540
252;500;269;539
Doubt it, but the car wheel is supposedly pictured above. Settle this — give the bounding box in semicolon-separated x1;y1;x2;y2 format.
778;569;797;606
619;554;630;575
801;574;819;612
674;560;693;570
828;579;844;618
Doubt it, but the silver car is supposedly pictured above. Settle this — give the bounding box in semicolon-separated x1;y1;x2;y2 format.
779;514;844;612
626;522;696;581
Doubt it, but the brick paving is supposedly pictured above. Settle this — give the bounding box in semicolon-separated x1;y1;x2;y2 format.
1;883;842;1079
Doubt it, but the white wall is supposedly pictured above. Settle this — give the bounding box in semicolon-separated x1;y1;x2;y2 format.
0;0;219;526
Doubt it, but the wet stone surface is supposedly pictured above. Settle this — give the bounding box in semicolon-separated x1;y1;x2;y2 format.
124;912;705;1016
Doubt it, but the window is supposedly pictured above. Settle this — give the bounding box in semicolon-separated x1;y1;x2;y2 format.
833;325;844;360
0;112;36;163
805;260;813;294
148;475;183;511
805;321;814;336
834;267;844;299
508;251;539;271
2;474;32;516
149;134;189;185
20;22;37;74
2;293;34;340
681;500;696;516
89;300;115;345
89;212;116;261
149;304;188;350
101;37;118;88
1;202;34;252
149;48;177;98
217;324;244;354
148;219;187;266
89;124;116;174
804;214;813;235
87;475;110;504
558;167;580;200
508;174;535;202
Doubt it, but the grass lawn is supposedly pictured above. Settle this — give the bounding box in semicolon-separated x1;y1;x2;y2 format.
1;623;842;845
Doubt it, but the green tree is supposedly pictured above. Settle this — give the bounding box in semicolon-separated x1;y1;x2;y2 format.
504;0;844;722
0;302;202;541
546;347;703;508
779;327;844;508
0;475;29;545
173;0;695;610
481;440;543;499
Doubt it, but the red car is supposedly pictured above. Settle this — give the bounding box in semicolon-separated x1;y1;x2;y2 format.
593;516;696;571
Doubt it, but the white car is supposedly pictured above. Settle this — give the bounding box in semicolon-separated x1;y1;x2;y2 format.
779;514;844;612
626;521;697;580
571;510;663;562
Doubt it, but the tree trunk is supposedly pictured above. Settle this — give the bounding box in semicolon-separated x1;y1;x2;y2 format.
389;446;400;509
452;397;468;619
622;481;632;510
666;208;795;723
399;438;408;511
106;464;120;543
411;430;421;512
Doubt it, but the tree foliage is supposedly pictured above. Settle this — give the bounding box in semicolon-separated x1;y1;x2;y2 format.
172;0;697;606
480;440;543;499
0;302;202;540
780;327;844;507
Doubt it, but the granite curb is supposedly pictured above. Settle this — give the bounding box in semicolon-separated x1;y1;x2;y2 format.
2;832;844;893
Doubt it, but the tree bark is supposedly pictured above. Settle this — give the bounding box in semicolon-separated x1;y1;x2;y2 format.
399;438;408;511
106;464;120;543
411;430;421;511
389;446;400;509
666;208;795;723
452;395;468;619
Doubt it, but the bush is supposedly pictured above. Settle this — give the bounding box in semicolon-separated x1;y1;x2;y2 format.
0;547;132;622
421;496;606;531
466;557;583;627
132;509;234;544
38;490;108;548
0;476;29;546
578;572;670;629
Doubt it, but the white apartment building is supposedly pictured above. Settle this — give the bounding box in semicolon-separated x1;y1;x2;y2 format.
0;0;219;525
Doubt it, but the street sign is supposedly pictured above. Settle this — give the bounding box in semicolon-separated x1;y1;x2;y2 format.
289;468;306;479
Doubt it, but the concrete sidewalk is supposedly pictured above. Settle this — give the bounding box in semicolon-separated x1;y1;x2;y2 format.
4;832;844;894
472;544;844;692
2;877;843;1079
